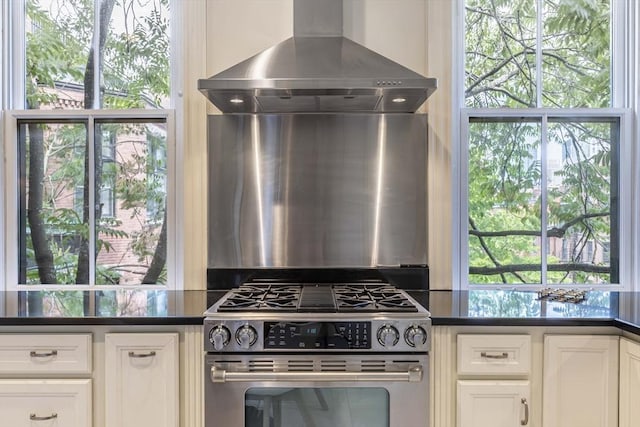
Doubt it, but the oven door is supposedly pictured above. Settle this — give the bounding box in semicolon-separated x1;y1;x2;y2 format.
205;353;429;427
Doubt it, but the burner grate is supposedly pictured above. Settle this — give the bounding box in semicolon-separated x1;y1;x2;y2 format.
216;283;419;312
333;284;418;312
217;284;301;312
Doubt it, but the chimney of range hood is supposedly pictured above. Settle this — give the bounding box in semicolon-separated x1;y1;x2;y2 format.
198;0;437;113
293;0;342;37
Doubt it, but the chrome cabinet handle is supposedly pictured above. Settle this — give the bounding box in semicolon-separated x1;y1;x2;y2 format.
211;365;423;383
30;413;58;421
480;351;508;359
128;351;156;358
521;398;529;425
30;350;58;358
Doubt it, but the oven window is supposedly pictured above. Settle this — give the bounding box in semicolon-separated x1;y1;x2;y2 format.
245;387;389;427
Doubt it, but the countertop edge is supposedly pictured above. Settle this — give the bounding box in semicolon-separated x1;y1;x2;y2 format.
430;317;619;328
0;316;633;329
0;316;205;326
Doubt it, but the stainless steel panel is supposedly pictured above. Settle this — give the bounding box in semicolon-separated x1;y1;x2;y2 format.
207;114;427;268
294;0;342;37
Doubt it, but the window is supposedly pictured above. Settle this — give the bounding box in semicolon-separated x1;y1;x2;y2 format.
461;0;631;288
4;0;177;288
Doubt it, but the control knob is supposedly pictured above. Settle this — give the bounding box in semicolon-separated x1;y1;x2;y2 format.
404;325;427;347
377;324;400;348
235;325;258;349
209;325;231;351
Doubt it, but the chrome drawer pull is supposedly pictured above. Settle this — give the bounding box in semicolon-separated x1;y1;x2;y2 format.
480;351;509;359
30;413;58;421
521;398;529;425
29;350;58;358
128;351;156;358
211;365;423;383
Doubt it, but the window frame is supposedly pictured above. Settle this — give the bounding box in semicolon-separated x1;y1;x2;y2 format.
0;0;190;290
456;0;639;290
459;108;632;290
4;108;176;290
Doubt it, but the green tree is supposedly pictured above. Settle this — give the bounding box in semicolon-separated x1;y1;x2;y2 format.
23;0;170;285
465;0;614;284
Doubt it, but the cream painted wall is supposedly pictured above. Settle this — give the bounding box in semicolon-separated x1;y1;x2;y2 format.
344;0;427;76
425;0;454;290
183;0;454;289
179;0;209;290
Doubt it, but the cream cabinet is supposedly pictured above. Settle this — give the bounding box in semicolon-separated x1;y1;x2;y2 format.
0;334;92;426
543;335;618;427
619;337;640;427
105;332;179;427
457;334;531;376
457;380;530;427
0;379;91;427
456;334;531;427
0;333;91;374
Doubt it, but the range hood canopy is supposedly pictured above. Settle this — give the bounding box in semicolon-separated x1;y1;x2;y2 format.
198;0;437;113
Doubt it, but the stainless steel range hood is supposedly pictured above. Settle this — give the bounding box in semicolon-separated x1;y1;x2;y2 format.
198;0;437;113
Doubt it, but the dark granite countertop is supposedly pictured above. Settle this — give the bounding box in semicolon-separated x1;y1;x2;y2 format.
0;290;224;326
0;289;639;335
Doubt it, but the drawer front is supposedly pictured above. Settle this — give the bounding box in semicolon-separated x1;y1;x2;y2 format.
0;379;91;427
0;334;92;374
457;334;531;375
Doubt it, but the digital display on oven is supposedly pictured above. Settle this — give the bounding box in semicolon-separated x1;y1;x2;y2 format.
264;322;371;349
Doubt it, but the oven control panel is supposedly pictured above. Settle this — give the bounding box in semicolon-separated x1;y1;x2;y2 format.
204;318;431;353
265;322;370;350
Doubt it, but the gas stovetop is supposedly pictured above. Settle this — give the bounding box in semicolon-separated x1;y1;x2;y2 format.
204;282;431;353
211;283;420;313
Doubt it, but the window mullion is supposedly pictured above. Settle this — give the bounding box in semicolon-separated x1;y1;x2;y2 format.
7;0;25;109
92;0;101;109
460;111;471;290
611;0;628;108
540;114;548;285
88;116;96;286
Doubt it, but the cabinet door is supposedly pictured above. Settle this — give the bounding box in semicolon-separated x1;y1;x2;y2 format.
105;333;179;427
543;335;618;427
620;338;640;427
457;380;530;427
0;379;91;427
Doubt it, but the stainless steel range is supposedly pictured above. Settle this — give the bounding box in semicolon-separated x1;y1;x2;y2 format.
200;0;436;423
204;282;430;427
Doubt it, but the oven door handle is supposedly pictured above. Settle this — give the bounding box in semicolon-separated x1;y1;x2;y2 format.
211;365;423;383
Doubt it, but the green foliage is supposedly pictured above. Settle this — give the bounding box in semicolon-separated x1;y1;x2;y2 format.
103;0;170;108
26;0;91;107
23;0;169;286
465;0;615;285
465;0;610;108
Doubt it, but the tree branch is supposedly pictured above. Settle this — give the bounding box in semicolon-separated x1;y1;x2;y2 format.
468;212;609;238
470;263;610;275
469;217;527;283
